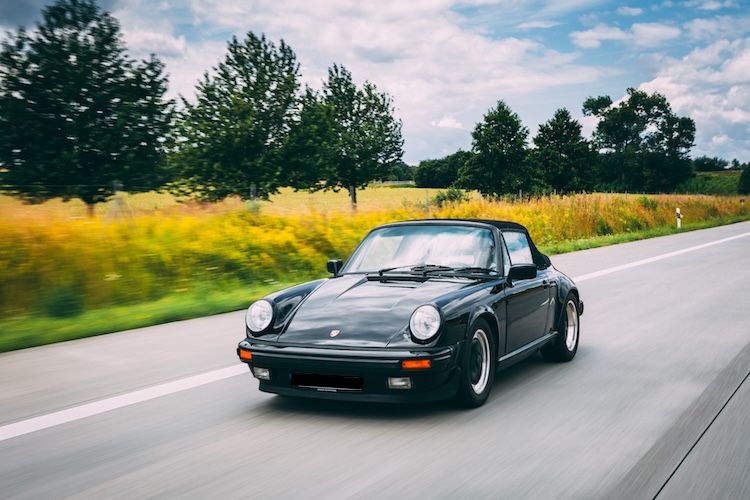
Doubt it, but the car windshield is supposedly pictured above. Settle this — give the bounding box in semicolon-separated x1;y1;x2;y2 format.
342;225;497;274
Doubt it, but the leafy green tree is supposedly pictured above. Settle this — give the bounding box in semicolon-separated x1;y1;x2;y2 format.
414;150;472;188
291;64;404;209
693;156;729;172
170;32;299;201
739;164;750;195
0;0;173;215
386;160;414;182
281;87;336;191
456;101;533;197
530;108;596;193
643;113;695;191
583;88;695;192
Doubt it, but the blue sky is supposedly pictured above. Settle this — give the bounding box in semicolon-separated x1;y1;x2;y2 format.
2;0;749;165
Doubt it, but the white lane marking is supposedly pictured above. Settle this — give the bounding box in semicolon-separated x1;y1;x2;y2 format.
572;231;750;282
2;229;749;442
0;364;247;443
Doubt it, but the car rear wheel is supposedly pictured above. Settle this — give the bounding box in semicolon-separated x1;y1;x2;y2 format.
455;319;495;408
541;294;579;362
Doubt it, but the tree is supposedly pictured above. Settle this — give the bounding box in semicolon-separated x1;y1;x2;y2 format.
693;156;729;172
387;160;414;182
583;88;695;192
739;164;750;196
413;150;472;189
643;113;696;191
530;108;597;193
0;0;173;215
285;65;403;209
456;101;533;197
170;32;299;201
281;87;336;191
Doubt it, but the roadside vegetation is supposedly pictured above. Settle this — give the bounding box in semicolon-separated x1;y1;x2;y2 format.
1;189;748;353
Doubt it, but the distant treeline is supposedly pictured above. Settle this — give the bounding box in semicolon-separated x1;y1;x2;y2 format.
413;99;750;196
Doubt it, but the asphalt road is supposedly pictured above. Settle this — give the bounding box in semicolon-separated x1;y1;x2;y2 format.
1;221;749;499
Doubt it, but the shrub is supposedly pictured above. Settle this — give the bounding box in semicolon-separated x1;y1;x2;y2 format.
637;195;658;211
40;285;85;318
432;187;468;207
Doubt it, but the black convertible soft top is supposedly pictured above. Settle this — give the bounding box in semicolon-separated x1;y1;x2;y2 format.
467;219;551;269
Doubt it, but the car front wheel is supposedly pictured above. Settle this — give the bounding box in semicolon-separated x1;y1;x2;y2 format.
455;319;495;408
541;294;580;362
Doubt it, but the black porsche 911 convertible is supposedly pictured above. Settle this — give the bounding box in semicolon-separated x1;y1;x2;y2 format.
237;219;583;408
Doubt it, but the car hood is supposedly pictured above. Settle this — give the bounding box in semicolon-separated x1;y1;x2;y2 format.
277;274;469;347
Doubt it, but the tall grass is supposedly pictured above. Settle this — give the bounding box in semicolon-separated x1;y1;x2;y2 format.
1;189;748;351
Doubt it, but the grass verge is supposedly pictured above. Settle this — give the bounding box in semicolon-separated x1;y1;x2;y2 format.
541;215;750;254
0;282;297;353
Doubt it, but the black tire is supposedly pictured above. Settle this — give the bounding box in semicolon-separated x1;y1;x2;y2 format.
455;319;496;408
541;294;580;362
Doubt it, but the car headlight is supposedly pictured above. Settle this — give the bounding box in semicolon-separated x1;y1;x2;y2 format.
410;305;442;342
246;299;274;333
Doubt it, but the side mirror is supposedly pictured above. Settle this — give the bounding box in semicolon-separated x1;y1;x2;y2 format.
327;259;343;276
508;264;537;282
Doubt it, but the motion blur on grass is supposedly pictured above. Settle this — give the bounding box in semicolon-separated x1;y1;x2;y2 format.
1;187;748;352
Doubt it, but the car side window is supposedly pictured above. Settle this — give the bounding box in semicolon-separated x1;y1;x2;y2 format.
503;231;534;265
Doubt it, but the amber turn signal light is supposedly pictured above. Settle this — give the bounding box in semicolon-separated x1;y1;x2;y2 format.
239;349;253;361
402;359;431;369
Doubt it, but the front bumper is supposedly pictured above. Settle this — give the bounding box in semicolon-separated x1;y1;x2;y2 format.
237;340;461;403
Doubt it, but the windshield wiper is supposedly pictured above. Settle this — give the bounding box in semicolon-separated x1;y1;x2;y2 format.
374;264;423;276
411;264;455;275
452;267;498;274
374;264;452;276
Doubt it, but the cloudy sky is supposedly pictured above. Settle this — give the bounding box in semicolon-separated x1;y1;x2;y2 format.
2;0;749;165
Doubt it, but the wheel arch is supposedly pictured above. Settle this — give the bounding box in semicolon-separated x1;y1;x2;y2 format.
555;287;580;330
555;280;583;316
466;307;501;356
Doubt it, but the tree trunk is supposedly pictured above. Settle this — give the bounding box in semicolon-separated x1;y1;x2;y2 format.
349;184;357;211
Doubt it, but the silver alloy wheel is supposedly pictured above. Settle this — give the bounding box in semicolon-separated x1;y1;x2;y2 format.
565;299;579;351
470;328;491;394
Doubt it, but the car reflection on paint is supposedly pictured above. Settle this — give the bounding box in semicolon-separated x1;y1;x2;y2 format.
237;219;583;408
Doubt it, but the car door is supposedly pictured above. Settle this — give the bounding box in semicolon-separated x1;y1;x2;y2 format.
502;230;552;353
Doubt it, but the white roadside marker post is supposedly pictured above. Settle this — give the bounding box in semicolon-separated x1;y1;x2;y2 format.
676;207;682;229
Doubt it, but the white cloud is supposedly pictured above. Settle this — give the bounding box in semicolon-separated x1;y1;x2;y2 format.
570;25;628;48
687;0;740;11
517;21;559;29
685;14;750;42
432;117;465;129
617;6;643;16
571;22;680;49
639;38;750;160
631;23;682;46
